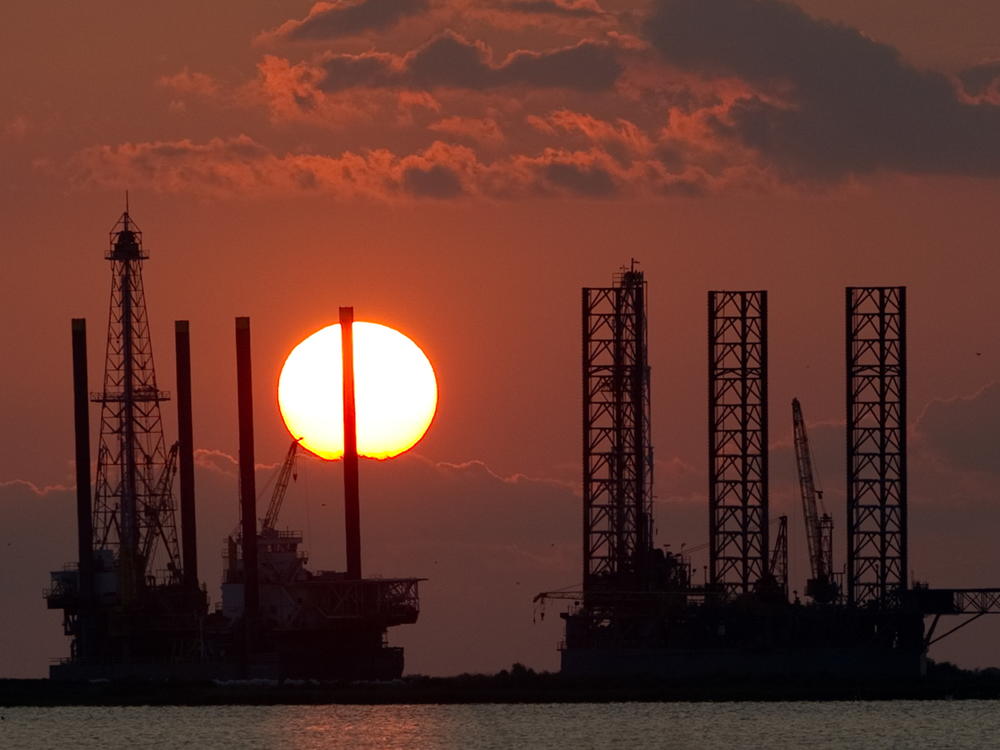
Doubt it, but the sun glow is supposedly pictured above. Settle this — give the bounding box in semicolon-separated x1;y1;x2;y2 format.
277;322;437;460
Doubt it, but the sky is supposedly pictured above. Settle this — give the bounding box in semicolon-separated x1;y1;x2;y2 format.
2;0;1000;677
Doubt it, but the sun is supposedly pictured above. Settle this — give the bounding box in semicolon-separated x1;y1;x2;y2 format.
277;322;437;460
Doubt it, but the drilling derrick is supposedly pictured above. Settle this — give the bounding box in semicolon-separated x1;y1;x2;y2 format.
552;263;703;674
47;205;207;679
708;291;770;597
846;287;907;607
92;208;182;597
582;264;653;595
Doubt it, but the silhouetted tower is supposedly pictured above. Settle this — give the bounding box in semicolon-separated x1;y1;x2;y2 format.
708;291;769;596
92;206;182;602
846;287;907;606
582;264;653;593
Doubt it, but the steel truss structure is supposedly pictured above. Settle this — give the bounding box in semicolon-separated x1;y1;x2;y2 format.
92;209;182;601
582;266;653;592
846;287;907;607
709;291;769;596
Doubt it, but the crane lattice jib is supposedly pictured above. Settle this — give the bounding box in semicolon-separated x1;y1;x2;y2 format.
792;398;825;581
769;515;788;598
262;440;301;533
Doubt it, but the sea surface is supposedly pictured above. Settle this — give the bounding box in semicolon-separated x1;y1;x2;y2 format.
3;701;998;749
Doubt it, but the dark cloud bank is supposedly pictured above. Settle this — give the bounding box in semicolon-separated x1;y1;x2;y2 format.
644;0;1000;179
287;0;431;42
504;0;606;19
321;32;622;92
74;0;1000;200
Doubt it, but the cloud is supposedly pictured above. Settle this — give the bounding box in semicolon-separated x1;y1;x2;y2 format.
528;110;653;162
320;32;623;92
401;161;465;197
0;478;72;496
265;0;432;43
468;0;620;33
67;135;481;200
958;59;1000;103
541;158;616;196
157;68;220;97
503;0;606;18
428;116;505;146
252;54;446;129
65;134;718;200
916;383;1000;476
643;0;1000;180
138;1;1000;200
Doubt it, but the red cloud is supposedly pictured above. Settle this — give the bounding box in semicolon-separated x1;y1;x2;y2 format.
319;32;623;92
261;0;432;44
157;68;220;97
429;116;505;146
65;134;733;200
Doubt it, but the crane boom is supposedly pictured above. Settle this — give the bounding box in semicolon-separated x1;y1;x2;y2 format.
262;439;301;533
792;399;823;580
769;514;789;600
792;399;837;602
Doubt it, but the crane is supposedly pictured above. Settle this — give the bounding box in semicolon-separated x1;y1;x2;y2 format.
224;438;301;580
792;399;838;603
768;514;789;601
261;439;302;534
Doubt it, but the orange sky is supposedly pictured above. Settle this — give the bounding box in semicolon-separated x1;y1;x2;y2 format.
2;0;1000;676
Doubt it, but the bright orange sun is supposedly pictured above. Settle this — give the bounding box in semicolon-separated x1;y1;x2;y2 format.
277;322;437;460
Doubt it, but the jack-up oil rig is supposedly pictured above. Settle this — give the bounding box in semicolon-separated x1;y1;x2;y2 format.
539;266;1000;678
46;206;422;680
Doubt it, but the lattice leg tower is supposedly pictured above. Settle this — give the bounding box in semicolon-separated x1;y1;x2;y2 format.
582;267;653;594
709;291;769;597
846;287;907;607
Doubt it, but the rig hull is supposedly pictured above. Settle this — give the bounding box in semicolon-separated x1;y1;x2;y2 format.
560;600;927;679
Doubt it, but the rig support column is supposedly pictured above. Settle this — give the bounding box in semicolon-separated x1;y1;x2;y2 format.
235;317;259;621
846;287;907;606
708;291;769;597
341;306;362;580
71;319;94;621
582;266;653;594
175;320;198;592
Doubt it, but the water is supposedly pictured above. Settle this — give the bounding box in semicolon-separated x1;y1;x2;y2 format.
2;701;998;749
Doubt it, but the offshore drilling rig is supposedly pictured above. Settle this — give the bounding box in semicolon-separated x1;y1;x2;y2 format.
46;206;422;680
540;268;1000;678
46;208;207;676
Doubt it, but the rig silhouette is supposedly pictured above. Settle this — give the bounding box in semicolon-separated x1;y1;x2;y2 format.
43;208;1000;682
46;206;421;680
538;266;1000;678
